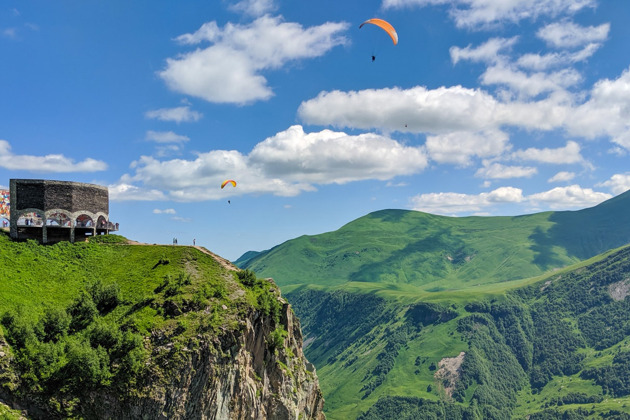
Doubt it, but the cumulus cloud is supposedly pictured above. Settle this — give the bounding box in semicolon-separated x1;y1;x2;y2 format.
475;162;537;179
0;140;107;173
566;67;630;149
159;16;349;104
114;125;428;201
145;131;190;144
481;64;582;98
145;106;202;123
409;186;524;214
381;0;596;29
528;185;611;208
597;173;630;195
299;85;507;134
426;130;509;166
410;184;610;214
108;183;167;201
537;20;609;48
511;141;584;164
299;63;630;154
548;171;575;183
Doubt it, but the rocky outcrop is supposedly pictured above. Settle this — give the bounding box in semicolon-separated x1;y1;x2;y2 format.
84;303;324;420
0;302;325;420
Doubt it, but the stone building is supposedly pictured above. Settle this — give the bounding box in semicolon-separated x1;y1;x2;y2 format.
9;179;118;243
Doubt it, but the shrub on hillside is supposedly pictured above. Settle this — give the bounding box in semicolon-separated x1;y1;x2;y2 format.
88;280;121;314
67;292;98;332
38;307;71;342
237;269;257;287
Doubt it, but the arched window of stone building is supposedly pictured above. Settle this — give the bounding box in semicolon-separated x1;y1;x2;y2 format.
76;214;94;228
46;212;72;227
96;215;108;229
17;211;43;226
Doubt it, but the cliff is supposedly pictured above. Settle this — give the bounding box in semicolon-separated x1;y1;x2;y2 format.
1;295;324;420
0;235;325;420
87;301;324;420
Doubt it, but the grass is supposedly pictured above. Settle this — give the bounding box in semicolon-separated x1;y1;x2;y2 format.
0;230;291;418
239;190;630;292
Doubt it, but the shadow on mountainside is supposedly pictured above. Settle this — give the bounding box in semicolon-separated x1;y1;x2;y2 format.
529;190;630;265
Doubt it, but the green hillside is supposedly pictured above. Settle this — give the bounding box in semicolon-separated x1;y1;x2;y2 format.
235;191;630;419
0;232;290;419
236;190;630;291
287;245;630;419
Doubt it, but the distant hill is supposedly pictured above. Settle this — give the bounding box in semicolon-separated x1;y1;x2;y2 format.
0;233;324;420
286;244;630;419
235;190;630;419
237;189;630;291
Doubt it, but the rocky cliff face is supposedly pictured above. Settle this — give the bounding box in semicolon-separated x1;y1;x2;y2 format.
102;302;324;420
0;301;325;420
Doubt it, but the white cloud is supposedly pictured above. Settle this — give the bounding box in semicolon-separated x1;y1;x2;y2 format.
115;125;428;201
537;21;609;48
528;185;611;208
409;186;524;214
450;37;517;64
228;0;277;17
298;64;630;154
548;171;575;183
475;162;537;179
299;85;505;134
159;16;349;104
511;140;583;164
597;173;630;195
426;130;509;166
517;43;601;71
0;140;107;173
108;183;167;201
248;125;428;184
566;67;630;150
145;106;202;123
481;64;581;97
145;130;190;144
153;208;177;214
409;184;610;214
381;0;596;29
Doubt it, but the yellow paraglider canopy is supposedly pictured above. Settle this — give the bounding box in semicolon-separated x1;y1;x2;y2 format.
221;179;237;189
359;18;398;45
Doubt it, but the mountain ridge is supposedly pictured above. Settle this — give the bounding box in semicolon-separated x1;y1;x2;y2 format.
236;189;630;290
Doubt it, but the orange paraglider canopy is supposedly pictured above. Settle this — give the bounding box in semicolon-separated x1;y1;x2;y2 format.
221;179;237;189
359;18;398;45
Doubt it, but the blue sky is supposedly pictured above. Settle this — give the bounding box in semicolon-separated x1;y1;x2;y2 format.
2;0;630;260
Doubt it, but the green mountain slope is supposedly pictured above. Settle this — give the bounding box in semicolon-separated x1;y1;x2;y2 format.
287;245;630;419
235;191;630;419
236;190;630;291
0;233;323;419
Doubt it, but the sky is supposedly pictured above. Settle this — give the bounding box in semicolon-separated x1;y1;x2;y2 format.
1;0;630;261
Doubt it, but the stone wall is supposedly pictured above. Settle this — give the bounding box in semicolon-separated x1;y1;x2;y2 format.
13;179;108;213
9;179;112;243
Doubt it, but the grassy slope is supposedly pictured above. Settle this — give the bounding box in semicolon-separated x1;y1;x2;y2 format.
284;246;630;419
0;233;241;332
0;232;287;418
237;190;630;291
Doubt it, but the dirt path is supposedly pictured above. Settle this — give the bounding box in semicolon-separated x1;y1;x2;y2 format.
193;245;239;271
